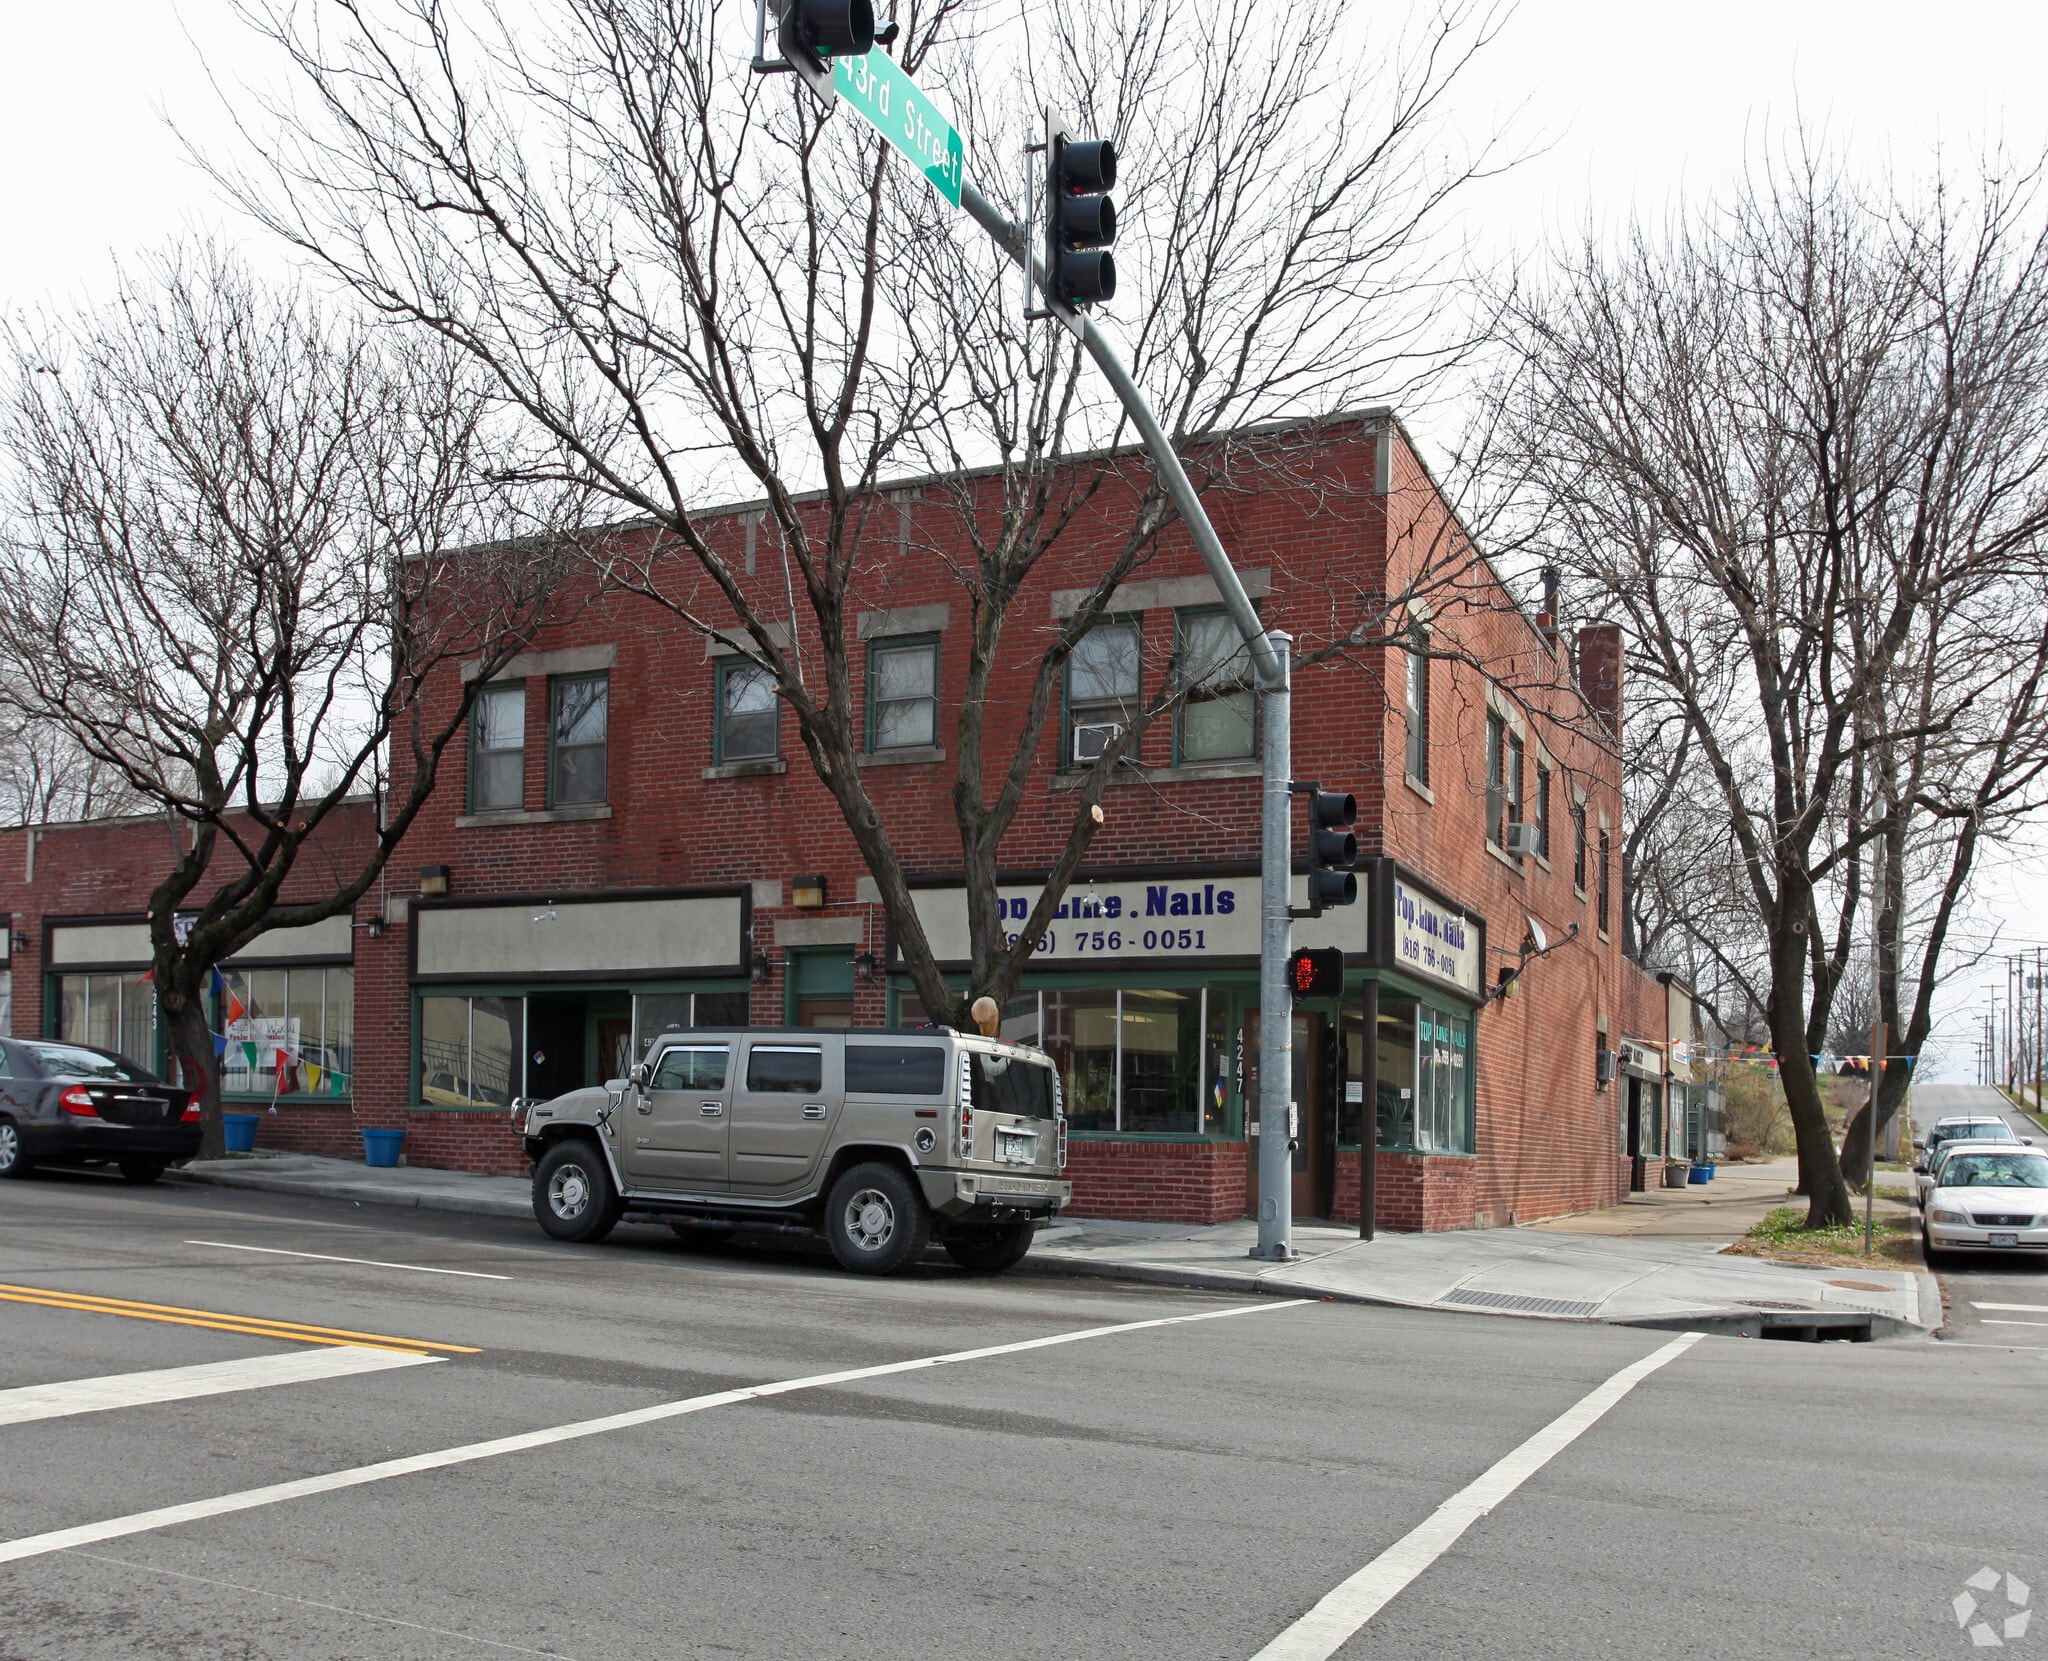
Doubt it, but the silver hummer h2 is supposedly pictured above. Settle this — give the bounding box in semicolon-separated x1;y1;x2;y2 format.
515;1027;1070;1275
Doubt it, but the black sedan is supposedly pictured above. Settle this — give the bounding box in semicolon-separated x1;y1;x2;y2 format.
0;1038;199;1183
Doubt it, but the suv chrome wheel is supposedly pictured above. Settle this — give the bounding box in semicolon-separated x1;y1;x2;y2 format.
549;1163;591;1221
844;1187;897;1253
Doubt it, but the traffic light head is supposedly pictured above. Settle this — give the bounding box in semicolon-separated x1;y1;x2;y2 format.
1045;121;1118;311
1305;789;1358;911
1288;947;1345;1000
772;0;875;105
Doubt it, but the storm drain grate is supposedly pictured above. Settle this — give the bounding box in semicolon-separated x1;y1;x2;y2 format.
1437;1289;1601;1318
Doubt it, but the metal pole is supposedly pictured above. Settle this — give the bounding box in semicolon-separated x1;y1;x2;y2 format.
1359;977;1379;1241
1865;1018;1883;1256
957;180;1295;1259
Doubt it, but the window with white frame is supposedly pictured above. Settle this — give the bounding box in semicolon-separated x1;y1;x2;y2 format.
469;682;526;812
1177;610;1255;763
716;659;778;762
868;637;939;751
1067;621;1141;767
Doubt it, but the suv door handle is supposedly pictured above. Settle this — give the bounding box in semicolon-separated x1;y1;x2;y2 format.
699;1102;724;1117
801;1102;827;1121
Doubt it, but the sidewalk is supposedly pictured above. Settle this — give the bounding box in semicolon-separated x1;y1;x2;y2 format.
169;1152;1937;1337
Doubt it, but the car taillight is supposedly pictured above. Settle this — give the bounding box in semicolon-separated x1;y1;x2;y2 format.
60;1087;99;1117
180;1104;201;1123
957;1052;974;1156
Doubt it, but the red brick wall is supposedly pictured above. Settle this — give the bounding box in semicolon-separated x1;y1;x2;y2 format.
1332;1150;1481;1231
1065;1139;1248;1224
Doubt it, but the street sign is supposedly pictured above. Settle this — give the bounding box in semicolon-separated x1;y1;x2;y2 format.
832;49;964;208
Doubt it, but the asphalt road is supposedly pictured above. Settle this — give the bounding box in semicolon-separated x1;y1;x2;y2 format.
1;1167;2042;1661
1907;1082;2048;1354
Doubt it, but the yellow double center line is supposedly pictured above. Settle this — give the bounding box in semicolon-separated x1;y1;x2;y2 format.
0;1283;479;1358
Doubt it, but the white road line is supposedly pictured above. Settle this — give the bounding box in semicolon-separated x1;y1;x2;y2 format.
1974;1302;2048;1313
0;1348;439;1428
0;1297;1309;1566
1980;1319;2048;1328
1247;1332;1704;1661
185;1240;512;1281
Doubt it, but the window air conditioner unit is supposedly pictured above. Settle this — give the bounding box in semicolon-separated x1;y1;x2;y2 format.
1505;822;1541;858
1072;721;1124;763
1596;1047;1618;1086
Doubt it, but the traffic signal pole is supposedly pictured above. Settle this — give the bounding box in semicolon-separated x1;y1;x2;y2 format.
959;180;1300;1260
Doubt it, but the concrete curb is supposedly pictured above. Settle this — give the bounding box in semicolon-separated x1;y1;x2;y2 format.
165;1165;530;1221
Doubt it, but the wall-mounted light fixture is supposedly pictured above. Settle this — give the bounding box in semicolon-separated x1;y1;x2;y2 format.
9;932;28;953
419;865;451;898
791;873;827;909
365;915;387;941
854;951;878;982
750;950;775;985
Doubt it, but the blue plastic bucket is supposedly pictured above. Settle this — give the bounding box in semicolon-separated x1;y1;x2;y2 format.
1686;1163;1710;1185
222;1113;260;1153
360;1127;406;1168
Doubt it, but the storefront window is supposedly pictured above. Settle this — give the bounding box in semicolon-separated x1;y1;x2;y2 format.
1204;991;1234;1135
1044;989;1119;1130
631;990;750;1059
1339;1006;1369;1148
1378;999;1472;1153
221;967;355;1097
1119;989;1200;1134
418;993;522;1107
56;972;156;1068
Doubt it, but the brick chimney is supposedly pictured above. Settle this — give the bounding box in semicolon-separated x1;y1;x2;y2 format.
1576;624;1623;730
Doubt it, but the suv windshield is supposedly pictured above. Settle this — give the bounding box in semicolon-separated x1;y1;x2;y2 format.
26;1044;156;1082
968;1049;1056;1120
1938;1155;2048;1189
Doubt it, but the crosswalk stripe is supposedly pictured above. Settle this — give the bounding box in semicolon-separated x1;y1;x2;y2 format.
0;1348;440;1427
0;1283;480;1355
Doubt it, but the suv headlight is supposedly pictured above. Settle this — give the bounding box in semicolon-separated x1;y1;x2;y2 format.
1929;1207;1966;1225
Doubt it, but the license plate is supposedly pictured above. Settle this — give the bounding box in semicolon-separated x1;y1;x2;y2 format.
994;1127;1037;1166
1988;1232;2020;1247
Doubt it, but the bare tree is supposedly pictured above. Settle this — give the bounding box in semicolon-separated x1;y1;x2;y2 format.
0;711;148;826
0;248;575;1153
1492;143;2048;1226
210;0;1511;1028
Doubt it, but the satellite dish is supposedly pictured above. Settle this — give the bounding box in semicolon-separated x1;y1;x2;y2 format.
1523;911;1548;955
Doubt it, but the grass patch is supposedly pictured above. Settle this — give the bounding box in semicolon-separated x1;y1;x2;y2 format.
1726;1205;1922;1267
1874;1184;1912;1202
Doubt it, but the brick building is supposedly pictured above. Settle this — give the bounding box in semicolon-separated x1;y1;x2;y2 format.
0;412;1689;1227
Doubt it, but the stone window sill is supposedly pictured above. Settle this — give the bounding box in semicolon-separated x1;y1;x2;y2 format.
456;804;613;829
855;745;947;769
1483;840;1525;876
1404;773;1435;804
1050;760;1261;790
702;759;788;780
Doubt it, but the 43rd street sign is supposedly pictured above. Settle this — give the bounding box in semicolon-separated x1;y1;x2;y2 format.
832;49;964;208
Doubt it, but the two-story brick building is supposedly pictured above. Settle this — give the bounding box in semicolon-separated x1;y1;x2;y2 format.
0;411;1687;1228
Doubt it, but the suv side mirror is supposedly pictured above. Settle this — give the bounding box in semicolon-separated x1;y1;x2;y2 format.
629;1063;650;1091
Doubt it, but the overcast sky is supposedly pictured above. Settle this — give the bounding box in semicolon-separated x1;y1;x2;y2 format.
4;1;2044;1078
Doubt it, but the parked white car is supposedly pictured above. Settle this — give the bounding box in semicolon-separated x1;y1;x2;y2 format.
1915;1139;2036;1208
1922;1147;2048;1263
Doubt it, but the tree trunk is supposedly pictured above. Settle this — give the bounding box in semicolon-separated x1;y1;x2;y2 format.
165;985;225;1162
1770;924;1853;1227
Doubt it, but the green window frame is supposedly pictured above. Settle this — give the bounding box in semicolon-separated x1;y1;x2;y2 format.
1174;608;1256;765
1404;630;1430;784
865;634;940;752
1063;615;1143;772
548;673;608;806
468;680;526;814
715;657;779;764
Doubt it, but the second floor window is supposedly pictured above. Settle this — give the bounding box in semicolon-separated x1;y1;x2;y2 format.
550;673;608;805
1572;801;1588;891
1177;610;1255;763
1485;713;1524;850
868;638;939;751
1404;633;1429;784
1068;620;1141;767
470;682;525;812
1535;764;1551;859
1597;826;1613;933
717;659;778;762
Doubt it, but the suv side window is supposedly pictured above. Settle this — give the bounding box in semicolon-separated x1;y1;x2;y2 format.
845;1044;946;1095
652;1046;729;1091
746;1045;823;1094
